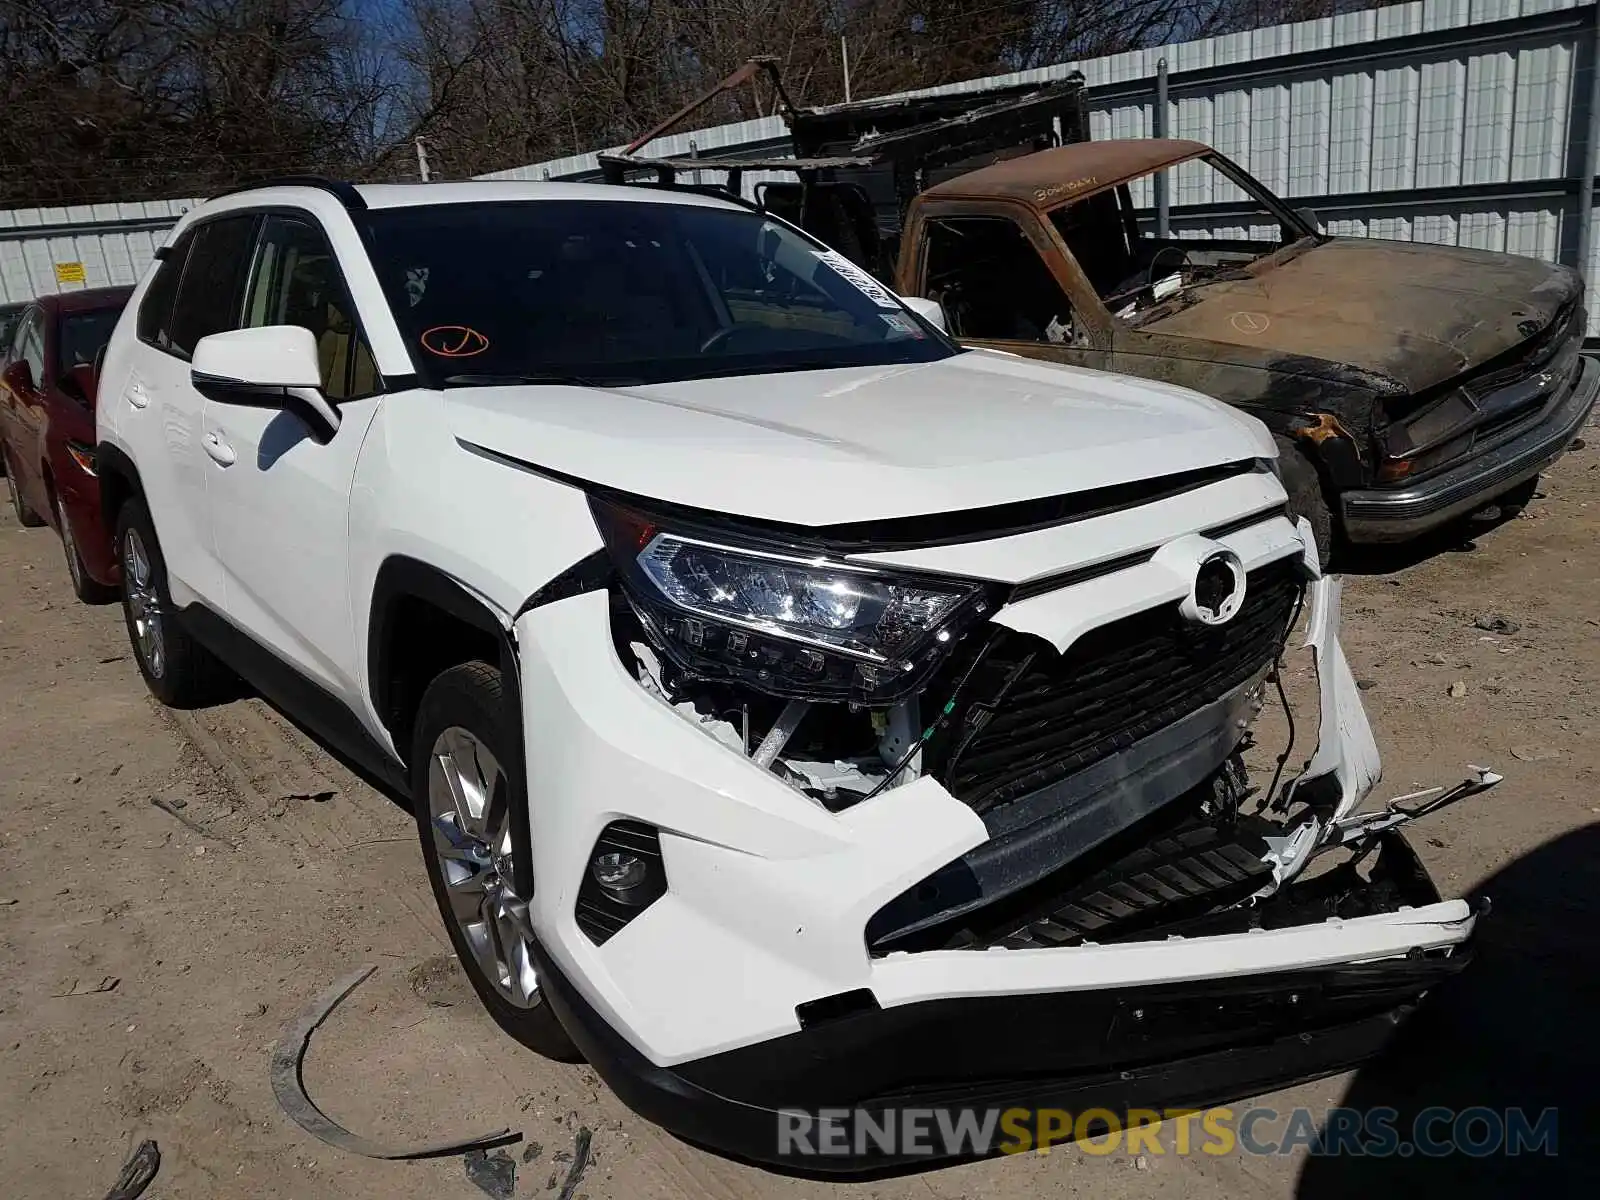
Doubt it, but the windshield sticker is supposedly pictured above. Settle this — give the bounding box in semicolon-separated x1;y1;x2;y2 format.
814;249;900;309
880;312;924;338
421;325;490;357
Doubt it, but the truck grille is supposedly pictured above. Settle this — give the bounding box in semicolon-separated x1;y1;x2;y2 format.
935;558;1303;814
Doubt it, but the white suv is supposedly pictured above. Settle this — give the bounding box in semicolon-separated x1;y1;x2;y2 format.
95;178;1490;1171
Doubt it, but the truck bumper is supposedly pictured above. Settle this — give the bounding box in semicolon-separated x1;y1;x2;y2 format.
1340;354;1598;543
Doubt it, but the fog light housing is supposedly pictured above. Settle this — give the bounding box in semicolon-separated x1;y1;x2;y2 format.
576;821;667;944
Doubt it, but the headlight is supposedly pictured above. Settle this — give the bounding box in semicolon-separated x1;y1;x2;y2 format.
592;499;995;702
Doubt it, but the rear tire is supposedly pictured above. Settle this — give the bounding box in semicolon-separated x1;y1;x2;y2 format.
114;498;234;706
3;446;44;527
411;661;579;1061
58;493;117;604
1274;437;1333;570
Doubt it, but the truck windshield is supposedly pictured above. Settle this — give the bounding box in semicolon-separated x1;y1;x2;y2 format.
1047;154;1314;327
366;199;954;388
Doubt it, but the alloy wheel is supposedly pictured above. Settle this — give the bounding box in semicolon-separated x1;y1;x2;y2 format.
122;526;166;679
427;726;540;1008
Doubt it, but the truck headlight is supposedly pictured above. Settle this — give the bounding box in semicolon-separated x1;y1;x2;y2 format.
592;498;996;702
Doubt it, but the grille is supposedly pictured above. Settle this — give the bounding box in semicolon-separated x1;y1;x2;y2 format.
934;558;1303;813
1388;301;1584;462
1463;301;1580;398
980;823;1275;949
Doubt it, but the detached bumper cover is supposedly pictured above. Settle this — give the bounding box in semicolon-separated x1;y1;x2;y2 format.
534;834;1474;1174
1342;354;1598;541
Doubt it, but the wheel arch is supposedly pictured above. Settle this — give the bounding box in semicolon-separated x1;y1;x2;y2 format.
368;554;533;896
367;556;510;756
95;441;145;531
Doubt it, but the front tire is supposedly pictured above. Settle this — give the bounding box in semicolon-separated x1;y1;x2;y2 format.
114;498;234;706
411;661;579;1061
1274;437;1334;570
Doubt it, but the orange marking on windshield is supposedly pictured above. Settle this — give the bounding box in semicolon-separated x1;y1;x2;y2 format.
421;325;490;357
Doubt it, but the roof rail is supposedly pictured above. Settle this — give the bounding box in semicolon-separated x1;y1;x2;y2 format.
207;175;368;211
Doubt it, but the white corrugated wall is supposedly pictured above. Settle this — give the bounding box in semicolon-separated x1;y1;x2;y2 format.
0;200;199;306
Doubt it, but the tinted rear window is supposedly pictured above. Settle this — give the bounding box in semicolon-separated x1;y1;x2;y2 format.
137;232;192;350
166;215;259;358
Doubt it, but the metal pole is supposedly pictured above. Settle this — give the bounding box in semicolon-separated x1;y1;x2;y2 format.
1154;57;1170;237
415;138;431;183
841;36;852;104
1575;4;1600;275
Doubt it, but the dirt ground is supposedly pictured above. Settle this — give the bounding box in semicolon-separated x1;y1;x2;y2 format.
3;439;1598;1200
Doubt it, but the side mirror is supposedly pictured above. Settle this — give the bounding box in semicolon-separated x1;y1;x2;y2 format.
191;326;341;443
898;295;949;334
62;363;98;406
1294;207;1322;233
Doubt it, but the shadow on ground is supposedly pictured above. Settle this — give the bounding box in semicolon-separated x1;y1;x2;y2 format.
1332;507;1522;576
1296;822;1600;1197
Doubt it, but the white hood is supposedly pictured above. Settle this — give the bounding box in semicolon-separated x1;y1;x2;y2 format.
445;348;1273;526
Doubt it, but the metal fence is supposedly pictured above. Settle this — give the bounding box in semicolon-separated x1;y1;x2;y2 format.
7;0;1600;335
0;198;199;308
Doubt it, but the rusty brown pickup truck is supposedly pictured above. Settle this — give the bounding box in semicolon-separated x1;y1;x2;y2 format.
602;66;1595;559
887;137;1597;558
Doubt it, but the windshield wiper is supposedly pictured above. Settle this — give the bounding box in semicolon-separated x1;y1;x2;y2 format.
443;372;628;388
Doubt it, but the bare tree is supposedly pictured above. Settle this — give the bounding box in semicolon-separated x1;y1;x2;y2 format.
0;0;1371;204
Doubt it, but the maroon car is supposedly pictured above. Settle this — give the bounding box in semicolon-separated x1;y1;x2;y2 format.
0;287;133;602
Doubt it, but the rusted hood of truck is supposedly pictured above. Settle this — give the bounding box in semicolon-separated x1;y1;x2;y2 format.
1145;238;1581;394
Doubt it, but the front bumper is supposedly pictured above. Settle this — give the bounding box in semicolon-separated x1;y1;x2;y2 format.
512;512;1477;1171
532;834;1472;1174
1342;354;1598;542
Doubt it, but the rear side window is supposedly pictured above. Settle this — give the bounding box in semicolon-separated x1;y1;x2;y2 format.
60;309;124;377
166;215;260;359
137;231;193;351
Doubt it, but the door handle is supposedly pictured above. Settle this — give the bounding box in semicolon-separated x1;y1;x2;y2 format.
202;432;236;466
126;380;150;409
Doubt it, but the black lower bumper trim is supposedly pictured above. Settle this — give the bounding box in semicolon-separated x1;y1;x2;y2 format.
531;841;1474;1175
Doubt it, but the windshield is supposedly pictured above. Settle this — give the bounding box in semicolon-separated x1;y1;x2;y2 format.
58;309;123;377
1047;154;1314;328
365;199;954;388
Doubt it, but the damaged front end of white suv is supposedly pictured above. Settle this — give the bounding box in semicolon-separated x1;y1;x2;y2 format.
505;447;1496;1174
